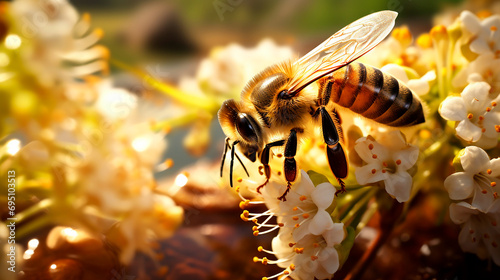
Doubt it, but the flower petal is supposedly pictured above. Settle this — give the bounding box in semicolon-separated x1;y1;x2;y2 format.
460;146;490;175
471;181;495;212
318;247;340;274
322;222;345;247
354;163;387;185
461;82;491;112
444;172;474;200
456;120;482;142
311;183;335;210
488;158;500;177
470;38;492;54
384;171;412;202
308;210;334;235
295;170;315;196
439;96;466;121
449;202;478;224
392;146;419;171
460;11;482;34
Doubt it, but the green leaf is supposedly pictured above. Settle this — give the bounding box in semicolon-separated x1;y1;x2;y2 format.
337;226;356;268
307;170;330;186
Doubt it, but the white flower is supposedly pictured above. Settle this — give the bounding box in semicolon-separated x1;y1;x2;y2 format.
444;146;499;212
192;38;293;97
439;82;500;149
452;52;500;92
381;64;436;96
449;201;500;265
460;11;500;55
354;131;419;202
255;170;337;240
270;223;345;280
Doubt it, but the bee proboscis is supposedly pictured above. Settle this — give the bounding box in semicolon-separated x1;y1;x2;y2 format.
218;11;425;201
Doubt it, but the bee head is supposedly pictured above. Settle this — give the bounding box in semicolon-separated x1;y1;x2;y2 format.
218;99;262;162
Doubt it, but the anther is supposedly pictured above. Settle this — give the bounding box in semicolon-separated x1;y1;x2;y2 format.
372;154;378;159
289;264;296;271
289;242;296;247
302;213;310;219
253;257;259;263
487;169;492;175
382;169;387;173
295;223;300;228
253;230;259;236
278;223;284;227
382;162;388;167
491;182;496;187
283;271;290;275
292;207;298;211
492;101;497;107
479;116;485;121
292;216;299;221
467;113;473;119
311;256;318;261
237;177;243;183
494;192;498;199
299;195;307;201
313;243;319;248
294;248;304;254
371;169;377;174
482;189;488;194
491;26;498;31
258;246;263;252
396;159;402;165
495;125;500;132
368;143;374;150
486;107;492;112
252;226;258;231
262;257;269;265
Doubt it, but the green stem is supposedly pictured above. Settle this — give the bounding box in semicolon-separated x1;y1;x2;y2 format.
16;215;52;240
14;199;53;224
340;188;377;228
152;110;201;132
111;59;219;113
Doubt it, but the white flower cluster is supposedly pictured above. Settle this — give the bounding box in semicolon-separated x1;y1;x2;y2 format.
439;11;500;149
444;146;500;265
239;171;345;280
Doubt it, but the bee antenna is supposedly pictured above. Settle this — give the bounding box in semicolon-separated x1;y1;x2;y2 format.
234;152;250;177
229;141;240;188
220;137;230;177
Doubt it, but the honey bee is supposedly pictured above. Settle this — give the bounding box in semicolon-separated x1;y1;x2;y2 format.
218;11;425;201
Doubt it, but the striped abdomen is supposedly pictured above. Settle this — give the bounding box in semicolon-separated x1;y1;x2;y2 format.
318;62;425;127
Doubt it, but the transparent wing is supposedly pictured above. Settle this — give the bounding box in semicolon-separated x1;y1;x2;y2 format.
288;11;397;94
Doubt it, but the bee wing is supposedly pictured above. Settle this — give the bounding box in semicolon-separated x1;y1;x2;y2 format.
288;11;397;94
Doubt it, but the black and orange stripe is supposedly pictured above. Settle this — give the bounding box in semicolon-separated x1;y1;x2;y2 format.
318;62;425;127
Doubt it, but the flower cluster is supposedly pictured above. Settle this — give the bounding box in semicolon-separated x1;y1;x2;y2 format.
0;0;182;265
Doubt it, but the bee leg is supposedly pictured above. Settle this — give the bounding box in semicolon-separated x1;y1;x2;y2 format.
256;140;286;194
279;128;299;202
320;107;348;195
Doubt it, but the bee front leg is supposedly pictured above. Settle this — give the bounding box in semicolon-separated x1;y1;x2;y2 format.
279;128;300;201
320;107;348;195
256;140;286;194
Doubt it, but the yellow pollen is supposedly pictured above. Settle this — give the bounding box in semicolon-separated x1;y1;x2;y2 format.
368;143;374;150
252;226;258;231
240;214;248;221
235;186;240;193
302;213;310;219
311;256;318;261
295;223;300;228
467;113;473;119
372;154;378;159
239;201;247;209
242;210;249;217
258;246;263;252
491;26;498;32
290;264;296;271
487;169;492;175
495;125;500;132
482;189;488;194
396;159;402;165
237;177;243;183
284;271;290;275
253;231;259;236
262;277;268;280
416;33;432;48
492;182;497;187
253;257;259;263
371;169;377;174
292;207;298;211
164;158;174;168
292;216;299;221
299;195;307;201
486;107;492;112
289;242;296;247
294;248;304;254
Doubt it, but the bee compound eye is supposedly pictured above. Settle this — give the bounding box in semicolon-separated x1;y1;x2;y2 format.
236;113;258;143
